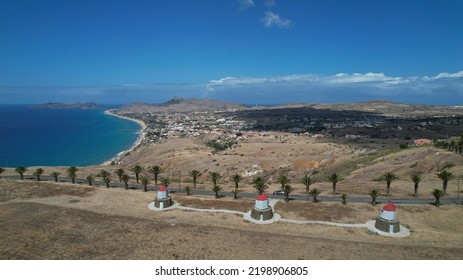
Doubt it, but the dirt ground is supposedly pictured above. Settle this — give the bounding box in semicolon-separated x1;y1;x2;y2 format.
1;179;462;260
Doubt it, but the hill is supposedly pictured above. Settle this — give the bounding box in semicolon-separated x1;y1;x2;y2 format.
30;102;100;109
117;97;245;114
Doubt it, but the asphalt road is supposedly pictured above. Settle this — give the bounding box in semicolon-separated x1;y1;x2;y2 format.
2;175;462;206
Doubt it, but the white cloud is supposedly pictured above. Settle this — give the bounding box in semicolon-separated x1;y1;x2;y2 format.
422;70;463;81
238;0;255;10
260;11;291;28
205;71;463;105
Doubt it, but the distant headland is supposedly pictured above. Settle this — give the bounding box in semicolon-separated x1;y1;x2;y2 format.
30;102;100;109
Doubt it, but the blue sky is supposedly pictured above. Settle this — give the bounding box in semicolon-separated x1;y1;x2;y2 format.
1;0;462;105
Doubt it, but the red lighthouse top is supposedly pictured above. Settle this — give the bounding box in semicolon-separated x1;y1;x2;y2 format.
382;202;397;211
256;194;268;201
159;186;167;192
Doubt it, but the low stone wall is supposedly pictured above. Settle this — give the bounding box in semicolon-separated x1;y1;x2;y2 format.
155;197;173;209
374;217;400;233
250;207;273;221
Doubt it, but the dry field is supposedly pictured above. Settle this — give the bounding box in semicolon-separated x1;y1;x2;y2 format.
1;179;462;260
3;133;461;199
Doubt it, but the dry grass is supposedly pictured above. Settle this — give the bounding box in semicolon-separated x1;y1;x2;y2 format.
1;179;463;260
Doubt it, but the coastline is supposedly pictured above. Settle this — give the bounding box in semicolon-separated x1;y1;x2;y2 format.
102;109;147;165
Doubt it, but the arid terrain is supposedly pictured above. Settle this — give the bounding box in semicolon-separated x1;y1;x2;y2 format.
1;179;463;260
1;100;462;260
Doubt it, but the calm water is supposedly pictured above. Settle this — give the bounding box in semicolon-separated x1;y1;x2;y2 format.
0;105;141;167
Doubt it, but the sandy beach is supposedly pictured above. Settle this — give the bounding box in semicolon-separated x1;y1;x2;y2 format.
102;109;147;165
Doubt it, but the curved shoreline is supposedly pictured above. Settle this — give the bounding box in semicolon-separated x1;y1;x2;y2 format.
102;109;147;165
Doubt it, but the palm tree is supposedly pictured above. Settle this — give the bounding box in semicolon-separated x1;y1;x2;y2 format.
67;166;78;184
122;174;130;189
327;173;342;196
159;177;171;188
309;188;321;202
0;167;5;179
369;189;380;206
85;174;95;186
277;174;290;190
212;184;222;198
231;173;242;190
130;165;144;184
148;165;162;185
33;168;44;181
282;184;294;202
411;172;422;197
103;174;112;188
189;169;202;189
301;174;315;194
208;171;222;186
436;170;455;195
15;167;28;180
185;186;191;195
340;193;349;205
50;171;61;182
115;168;125;182
379;171;398;197
231;189;240;199
432;188;444;206
252;176;268;194
99;170;110;180
140;177;151;192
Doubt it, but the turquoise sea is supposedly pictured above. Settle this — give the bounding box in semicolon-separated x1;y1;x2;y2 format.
0;105;141;167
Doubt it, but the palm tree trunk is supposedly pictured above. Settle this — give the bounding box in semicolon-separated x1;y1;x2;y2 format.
414;183;418;197
443;181;448;195
125;183;128;190
332;183;336;196
387;182;391;196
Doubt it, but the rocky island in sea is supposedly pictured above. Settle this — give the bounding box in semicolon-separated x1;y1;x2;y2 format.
30;102;100;109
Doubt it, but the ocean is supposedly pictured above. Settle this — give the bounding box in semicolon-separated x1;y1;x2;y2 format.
0;105;141;167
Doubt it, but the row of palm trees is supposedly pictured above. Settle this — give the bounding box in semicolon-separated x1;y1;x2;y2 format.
2;165;459;206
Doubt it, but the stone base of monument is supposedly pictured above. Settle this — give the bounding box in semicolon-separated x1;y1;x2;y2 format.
155;197;173;209
374;217;400;233
250;207;273;221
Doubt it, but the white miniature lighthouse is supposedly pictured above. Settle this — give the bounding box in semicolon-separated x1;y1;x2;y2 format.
379;202;397;221
154;185;173;209
374;201;400;233
255;194;269;209
250;194;273;221
158;185;168;199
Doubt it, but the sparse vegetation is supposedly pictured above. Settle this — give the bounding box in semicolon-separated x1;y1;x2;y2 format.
328;173;342;196
15;167;28;180
340;193;349;205
85;174;95;186
436;170;455;195
369;189;380;206
189;169;202;189
379;172;398;197
308;188;321;202
130;165;144;184
411;172;422;197
252;176;268;195
282;184;294;202
140;177;151;192
50;171;61;182
432;188;444;206
115;168;125;182
67;166;78;184
33;168;44;181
